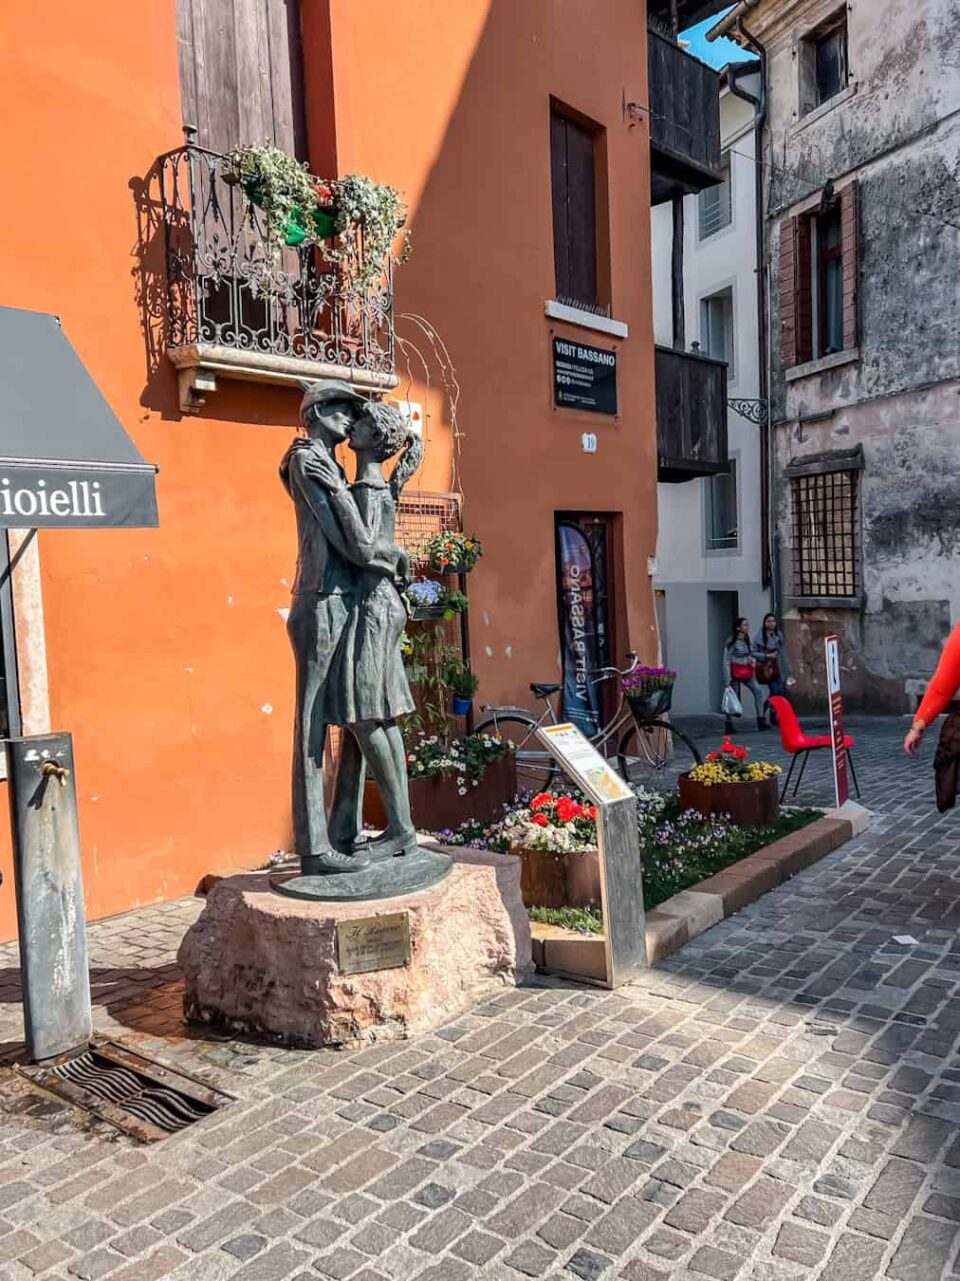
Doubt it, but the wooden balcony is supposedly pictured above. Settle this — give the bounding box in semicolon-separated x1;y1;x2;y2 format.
648;29;723;205
655;346;728;482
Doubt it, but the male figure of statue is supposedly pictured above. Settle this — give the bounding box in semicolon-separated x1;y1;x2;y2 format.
280;380;400;875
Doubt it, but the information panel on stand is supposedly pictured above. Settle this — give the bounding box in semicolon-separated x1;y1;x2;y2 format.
825;635;849;809
538;723;633;805
552;338;618;416
536;722;645;988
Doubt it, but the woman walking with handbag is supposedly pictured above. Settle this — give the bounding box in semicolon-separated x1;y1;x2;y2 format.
724;616;768;734
754;613;793;726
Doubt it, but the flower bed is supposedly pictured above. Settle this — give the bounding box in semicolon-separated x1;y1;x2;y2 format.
440;786;816;913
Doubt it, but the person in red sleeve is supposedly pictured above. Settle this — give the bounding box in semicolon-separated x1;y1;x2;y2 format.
903;626;960;755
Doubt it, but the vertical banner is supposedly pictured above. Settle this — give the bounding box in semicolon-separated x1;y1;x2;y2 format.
556;522;602;736
825;635;849;808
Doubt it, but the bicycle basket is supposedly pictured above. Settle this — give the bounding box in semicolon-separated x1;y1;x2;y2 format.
627;686;673;722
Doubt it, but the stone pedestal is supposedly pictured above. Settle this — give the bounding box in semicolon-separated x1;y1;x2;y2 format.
177;846;533;1049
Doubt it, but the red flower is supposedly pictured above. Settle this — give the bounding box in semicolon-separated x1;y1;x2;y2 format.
707;751;720;761
531;812;549;827
585;805;598;821
721;739;736;753
530;792;553;811
555;797;578;823
733;747;749;760
313;182;334;202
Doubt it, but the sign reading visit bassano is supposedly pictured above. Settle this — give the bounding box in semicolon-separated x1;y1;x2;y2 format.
552;337;618;416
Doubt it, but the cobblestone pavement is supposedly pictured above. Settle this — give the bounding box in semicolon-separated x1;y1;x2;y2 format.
3;716;960;1281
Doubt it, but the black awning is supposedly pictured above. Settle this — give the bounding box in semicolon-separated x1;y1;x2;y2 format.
0;308;158;529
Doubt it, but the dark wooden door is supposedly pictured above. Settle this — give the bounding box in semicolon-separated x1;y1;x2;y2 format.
176;0;308;157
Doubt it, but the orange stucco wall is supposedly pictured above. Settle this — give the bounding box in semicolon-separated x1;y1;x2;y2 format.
0;0;657;944
320;0;660;709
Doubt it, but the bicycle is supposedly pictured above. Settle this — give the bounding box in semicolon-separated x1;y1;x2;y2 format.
475;651;702;793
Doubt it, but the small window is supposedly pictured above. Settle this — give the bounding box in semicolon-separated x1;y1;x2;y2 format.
698;152;732;239
813;204;844;356
790;470;859;599
700;288;734;374
800;11;848;115
706;461;738;551
550;107;601;309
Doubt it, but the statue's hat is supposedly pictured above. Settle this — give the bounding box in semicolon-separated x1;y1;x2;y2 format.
299;379;372;414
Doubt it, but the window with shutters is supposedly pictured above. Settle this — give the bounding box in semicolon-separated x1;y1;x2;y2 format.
779;183;859;369
550;106;607;311
790;469;860;601
698;152;732;240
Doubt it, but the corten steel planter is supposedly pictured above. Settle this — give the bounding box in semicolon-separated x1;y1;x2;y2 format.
678;774;780;827
364;753;517;833
514;847;601;910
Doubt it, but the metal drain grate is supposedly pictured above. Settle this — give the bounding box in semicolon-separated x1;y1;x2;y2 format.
19;1038;234;1142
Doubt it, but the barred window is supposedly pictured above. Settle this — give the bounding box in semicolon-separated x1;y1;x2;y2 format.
698;152;732;239
790;469;859;599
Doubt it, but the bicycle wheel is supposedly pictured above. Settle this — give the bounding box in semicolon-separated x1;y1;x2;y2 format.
474;713;557;793
616;719;702;786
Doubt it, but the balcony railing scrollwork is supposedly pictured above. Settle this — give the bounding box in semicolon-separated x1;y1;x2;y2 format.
159;140;397;412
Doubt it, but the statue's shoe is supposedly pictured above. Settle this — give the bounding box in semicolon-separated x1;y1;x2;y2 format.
364;828;419;860
300;849;371;876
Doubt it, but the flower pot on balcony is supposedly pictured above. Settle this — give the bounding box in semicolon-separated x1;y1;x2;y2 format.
627;686;673;722
451;696;472;717
514;847;601;910
678;773;779;828
409;605;447;621
364;753;517;833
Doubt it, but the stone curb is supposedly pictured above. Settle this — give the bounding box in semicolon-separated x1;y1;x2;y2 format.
532;805;870;979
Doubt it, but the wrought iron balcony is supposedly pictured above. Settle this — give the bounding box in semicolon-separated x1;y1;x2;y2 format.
656;346;728;482
158;141;397;413
648;29;723;205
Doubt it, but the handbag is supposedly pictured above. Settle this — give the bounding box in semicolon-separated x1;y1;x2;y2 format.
731;662;755;682
756;657;780;685
721;685;743;718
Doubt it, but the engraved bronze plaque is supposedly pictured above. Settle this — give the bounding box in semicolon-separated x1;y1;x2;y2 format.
336;913;411;976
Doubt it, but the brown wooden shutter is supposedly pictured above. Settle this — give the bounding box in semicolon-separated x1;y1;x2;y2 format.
176;0;308;158
550;111;570;300
550;110;598;308
840;180;860;350
778;215;813;367
779;217;798;367
796;216;813;363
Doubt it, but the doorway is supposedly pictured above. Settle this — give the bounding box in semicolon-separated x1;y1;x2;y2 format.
707;590;738;713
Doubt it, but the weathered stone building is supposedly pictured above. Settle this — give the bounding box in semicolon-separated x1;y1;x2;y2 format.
713;0;960;711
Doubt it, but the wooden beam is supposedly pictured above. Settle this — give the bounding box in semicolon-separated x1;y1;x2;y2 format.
671;196;685;350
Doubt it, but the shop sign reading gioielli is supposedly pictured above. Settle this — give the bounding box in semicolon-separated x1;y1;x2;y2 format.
0;463;158;529
552;337;618;415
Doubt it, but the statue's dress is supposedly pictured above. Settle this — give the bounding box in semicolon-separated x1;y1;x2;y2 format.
332;478;415;725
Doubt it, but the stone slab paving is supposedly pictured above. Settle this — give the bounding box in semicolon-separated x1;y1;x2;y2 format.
2;717;960;1281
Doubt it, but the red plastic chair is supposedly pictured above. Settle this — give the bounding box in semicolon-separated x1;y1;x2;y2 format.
769;696;860;802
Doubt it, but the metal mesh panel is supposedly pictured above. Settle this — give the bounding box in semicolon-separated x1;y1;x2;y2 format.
396;491;462;567
790;470;859;598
